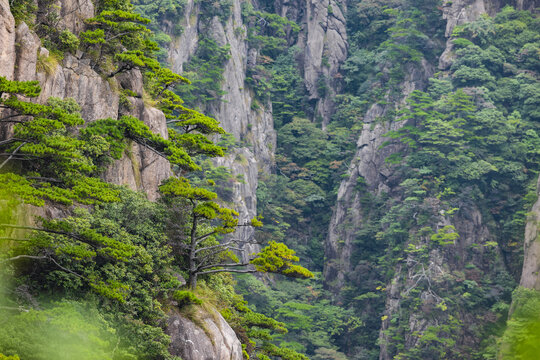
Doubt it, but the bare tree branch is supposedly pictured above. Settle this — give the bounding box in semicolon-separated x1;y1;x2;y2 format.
0;306;30;312
197;262;252;271
2;255;47;262
49;256;83;278
0;237;32;242
194;238;260;255
198;268;257;276
26;176;62;183
0;141;27;170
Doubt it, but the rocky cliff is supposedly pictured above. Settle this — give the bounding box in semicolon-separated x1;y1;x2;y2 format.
167;307;243;360
166;0;275;252
279;0;348;127
164;0;350;248
0;0;245;358
0;0;170;200
322;0;539;358
519;176;540;290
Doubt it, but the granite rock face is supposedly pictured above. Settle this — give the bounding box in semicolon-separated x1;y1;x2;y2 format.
520;176;540;290
321;0;525;357
167;308;243;360
324;60;435;294
0;0;171;199
166;0;277;253
0;1;245;359
302;0;348;127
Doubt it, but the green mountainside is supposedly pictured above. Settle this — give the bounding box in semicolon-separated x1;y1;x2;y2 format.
0;0;539;359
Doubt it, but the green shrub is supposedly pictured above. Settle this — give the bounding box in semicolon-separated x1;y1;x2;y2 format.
59;30;80;53
0;355;20;360
173;290;203;307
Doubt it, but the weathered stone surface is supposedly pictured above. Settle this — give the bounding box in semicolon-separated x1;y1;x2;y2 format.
127;98;171;200
0;0;170;201
57;0;95;34
102;142;141;191
168;0;199;74
103;98;172;200
167;0;276;249
167;308;243;360
324;60;434;293
37;55;120;121
116;68;144;97
0;0;15;79
303;0;348;126
520;175;540;290
14;22;39;81
213;147;260;258
438;0;525;69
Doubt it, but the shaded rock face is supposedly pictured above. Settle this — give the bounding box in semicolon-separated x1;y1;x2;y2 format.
302;0;348;127
166;0;350;250
438;0;535;69
167;309;243;360
0;0;15;79
520;176;540;290
321;0;523;357
324;60;435;293
274;0;348;127
167;0;277;251
56;0;94;34
213;147;260;261
104;97;172;201
0;0;171;200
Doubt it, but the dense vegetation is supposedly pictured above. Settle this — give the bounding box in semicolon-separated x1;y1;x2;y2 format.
2;0;540;359
245;2;540;360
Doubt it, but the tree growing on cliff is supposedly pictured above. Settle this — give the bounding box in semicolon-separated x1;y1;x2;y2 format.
159;177;314;289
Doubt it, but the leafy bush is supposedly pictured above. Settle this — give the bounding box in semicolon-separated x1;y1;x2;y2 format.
173;290;203;307
58;30;80;53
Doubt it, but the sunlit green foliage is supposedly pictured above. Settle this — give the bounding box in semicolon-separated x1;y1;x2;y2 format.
500;287;540;359
173;290;203;307
159;177;311;289
0;301;138;360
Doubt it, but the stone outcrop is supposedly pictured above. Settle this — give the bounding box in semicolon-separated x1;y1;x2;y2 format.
324;60;434;293
36;55;120;120
519;176;540;290
167;0;199;75
213;147;260;261
0;0;171;199
57;0;94;34
14;22;39;82
167;308;243;360
322;0;525;357
302;0;348;127
166;0;277;252
0;0;15;79
438;0;537;70
275;0;348;127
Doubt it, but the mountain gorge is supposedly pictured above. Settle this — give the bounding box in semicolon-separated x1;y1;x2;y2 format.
0;0;539;359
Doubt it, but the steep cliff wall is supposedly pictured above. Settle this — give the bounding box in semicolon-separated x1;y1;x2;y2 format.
283;0;348;127
166;0;276;251
0;1;247;358
519;176;540;290
167;307;243;360
0;2;171;200
323;0;538;357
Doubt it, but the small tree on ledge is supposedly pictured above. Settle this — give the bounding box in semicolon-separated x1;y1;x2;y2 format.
159;177;313;289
